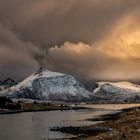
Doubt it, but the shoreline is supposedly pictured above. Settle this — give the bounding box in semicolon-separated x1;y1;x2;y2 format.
0;106;90;115
51;106;140;140
0;103;139;115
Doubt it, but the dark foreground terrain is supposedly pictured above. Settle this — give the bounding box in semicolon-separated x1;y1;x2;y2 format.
51;106;140;140
0;102;89;114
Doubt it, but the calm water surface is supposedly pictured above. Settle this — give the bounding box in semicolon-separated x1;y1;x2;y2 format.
0;104;139;140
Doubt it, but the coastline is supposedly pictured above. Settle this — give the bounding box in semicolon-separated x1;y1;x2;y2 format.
51;106;140;140
0;106;90;115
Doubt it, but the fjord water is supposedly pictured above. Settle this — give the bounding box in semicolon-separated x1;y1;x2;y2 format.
0;104;139;140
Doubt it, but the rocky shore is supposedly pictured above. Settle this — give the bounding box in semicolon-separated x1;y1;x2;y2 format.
51;106;140;140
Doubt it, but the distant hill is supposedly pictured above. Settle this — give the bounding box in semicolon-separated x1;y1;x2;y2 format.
92;82;140;103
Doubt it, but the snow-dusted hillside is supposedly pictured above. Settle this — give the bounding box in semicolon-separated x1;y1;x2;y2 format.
92;82;140;103
0;67;91;102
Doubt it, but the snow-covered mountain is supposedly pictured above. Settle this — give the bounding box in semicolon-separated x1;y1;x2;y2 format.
92;82;140;103
0;68;140;103
0;67;91;102
0;78;17;91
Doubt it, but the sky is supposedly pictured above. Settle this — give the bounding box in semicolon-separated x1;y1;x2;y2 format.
1;0;140;82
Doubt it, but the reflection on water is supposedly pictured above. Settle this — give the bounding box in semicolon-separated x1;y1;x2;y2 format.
0;104;139;140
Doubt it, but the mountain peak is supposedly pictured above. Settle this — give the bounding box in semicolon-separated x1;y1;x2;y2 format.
0;78;17;91
2;78;17;85
35;67;48;74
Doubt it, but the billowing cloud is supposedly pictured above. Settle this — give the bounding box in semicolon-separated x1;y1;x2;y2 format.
46;42;140;81
0;0;140;81
46;13;140;81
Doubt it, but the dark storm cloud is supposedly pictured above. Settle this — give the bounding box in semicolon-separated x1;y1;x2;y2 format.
1;0;140;81
0;0;139;47
0;23;39;80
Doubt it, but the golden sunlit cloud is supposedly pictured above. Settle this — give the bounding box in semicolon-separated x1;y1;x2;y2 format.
47;11;140;81
97;11;140;59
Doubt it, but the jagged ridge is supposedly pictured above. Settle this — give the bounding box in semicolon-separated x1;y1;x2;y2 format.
0;78;17;91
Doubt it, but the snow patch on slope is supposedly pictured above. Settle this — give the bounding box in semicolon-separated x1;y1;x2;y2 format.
93;81;140;93
92;81;140;103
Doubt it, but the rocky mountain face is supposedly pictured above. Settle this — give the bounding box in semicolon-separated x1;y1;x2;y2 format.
0;78;17;91
0;67;91;102
92;82;140;103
